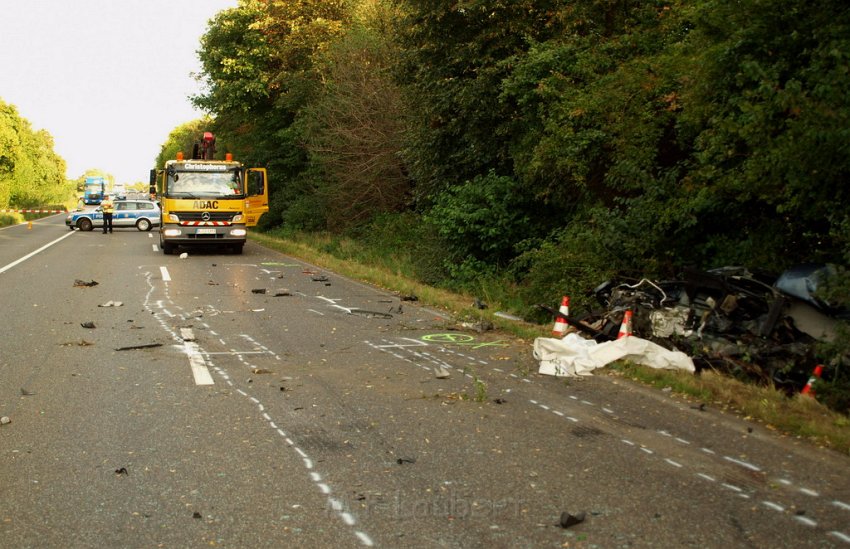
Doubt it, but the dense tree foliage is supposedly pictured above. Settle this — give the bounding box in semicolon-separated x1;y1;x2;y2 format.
0;98;72;208
187;0;849;313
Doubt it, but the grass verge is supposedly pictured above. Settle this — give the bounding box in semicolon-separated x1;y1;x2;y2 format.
250;231;850;456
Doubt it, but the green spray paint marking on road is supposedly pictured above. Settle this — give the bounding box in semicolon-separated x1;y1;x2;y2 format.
420;333;508;348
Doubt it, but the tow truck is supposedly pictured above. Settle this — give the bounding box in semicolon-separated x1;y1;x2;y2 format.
151;132;268;255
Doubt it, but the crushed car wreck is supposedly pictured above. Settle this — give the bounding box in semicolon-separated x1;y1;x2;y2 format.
538;264;847;395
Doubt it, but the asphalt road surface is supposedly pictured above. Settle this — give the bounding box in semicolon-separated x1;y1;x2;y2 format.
1;214;849;548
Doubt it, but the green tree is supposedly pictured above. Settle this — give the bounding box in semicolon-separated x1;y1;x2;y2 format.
299;23;410;230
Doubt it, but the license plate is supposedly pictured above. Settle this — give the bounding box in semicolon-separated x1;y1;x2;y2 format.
196;228;217;235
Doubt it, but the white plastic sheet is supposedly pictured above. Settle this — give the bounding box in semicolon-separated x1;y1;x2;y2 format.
534;334;695;377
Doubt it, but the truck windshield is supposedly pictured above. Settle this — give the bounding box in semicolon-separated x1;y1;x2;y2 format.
166;170;243;198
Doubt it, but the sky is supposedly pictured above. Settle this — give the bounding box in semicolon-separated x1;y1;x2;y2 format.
0;0;239;184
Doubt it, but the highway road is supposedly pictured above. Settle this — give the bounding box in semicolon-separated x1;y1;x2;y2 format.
1;214;849;548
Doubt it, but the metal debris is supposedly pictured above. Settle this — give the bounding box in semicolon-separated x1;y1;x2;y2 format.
559;511;586;529
115;343;163;351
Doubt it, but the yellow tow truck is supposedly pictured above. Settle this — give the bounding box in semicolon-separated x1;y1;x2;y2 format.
150;132;268;255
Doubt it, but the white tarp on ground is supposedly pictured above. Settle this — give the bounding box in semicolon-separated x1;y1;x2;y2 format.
534;333;695;377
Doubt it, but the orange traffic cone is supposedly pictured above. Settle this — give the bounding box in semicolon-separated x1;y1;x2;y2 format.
551;296;570;337
617;309;633;339
801;364;824;397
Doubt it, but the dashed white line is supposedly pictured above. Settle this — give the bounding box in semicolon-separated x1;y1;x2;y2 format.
160;266;171;281
183;342;214;385
799;487;820;497
723;456;762;472
762;501;785;512
829;531;850;543
355;532;375;546
794;515;817;527
833;500;850;511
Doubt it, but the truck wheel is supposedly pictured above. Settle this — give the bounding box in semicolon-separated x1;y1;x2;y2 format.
231;244;244;255
78;218;93;232
136;218;152;231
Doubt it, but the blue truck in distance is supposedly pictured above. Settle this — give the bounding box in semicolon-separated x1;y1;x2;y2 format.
83;176;106;205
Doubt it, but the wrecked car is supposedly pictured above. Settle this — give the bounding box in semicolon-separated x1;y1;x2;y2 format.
544;265;846;394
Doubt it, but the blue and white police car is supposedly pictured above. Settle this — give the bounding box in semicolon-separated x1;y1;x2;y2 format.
66;199;161;232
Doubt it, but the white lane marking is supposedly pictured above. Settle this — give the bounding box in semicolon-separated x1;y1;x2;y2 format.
697;473;716;482
0;230;76;274
183;342;214;385
829;531;850;543
723;456;762;472
794;515;817;527
833;500;850;511
355;532;375;546
152;244;158;252
665;459;683;468
762;501;785;512
799;487;820;497
160;266;171;281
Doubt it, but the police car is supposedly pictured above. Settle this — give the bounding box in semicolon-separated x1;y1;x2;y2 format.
66;199;161;232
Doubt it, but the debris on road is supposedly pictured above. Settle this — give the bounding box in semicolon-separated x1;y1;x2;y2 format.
115;343;163;351
61;339;94;347
559;511;586;529
350;308;393;319
73;279;99;287
435;366;451;379
1;416;11;425
114;467;129;476
98;301;123;307
80;321;96;329
252;288;267;294
396;457;416;465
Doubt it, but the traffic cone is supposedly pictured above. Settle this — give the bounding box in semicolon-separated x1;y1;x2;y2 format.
551;296;570;337
617;309;633;339
801;364;824;397
559;296;570;317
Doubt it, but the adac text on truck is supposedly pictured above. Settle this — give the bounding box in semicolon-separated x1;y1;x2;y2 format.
150;132;269;255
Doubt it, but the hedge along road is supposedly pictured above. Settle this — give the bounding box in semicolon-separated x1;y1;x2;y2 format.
1;214;849;548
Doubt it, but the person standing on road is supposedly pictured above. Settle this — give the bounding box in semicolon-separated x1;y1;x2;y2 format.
101;194;114;234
